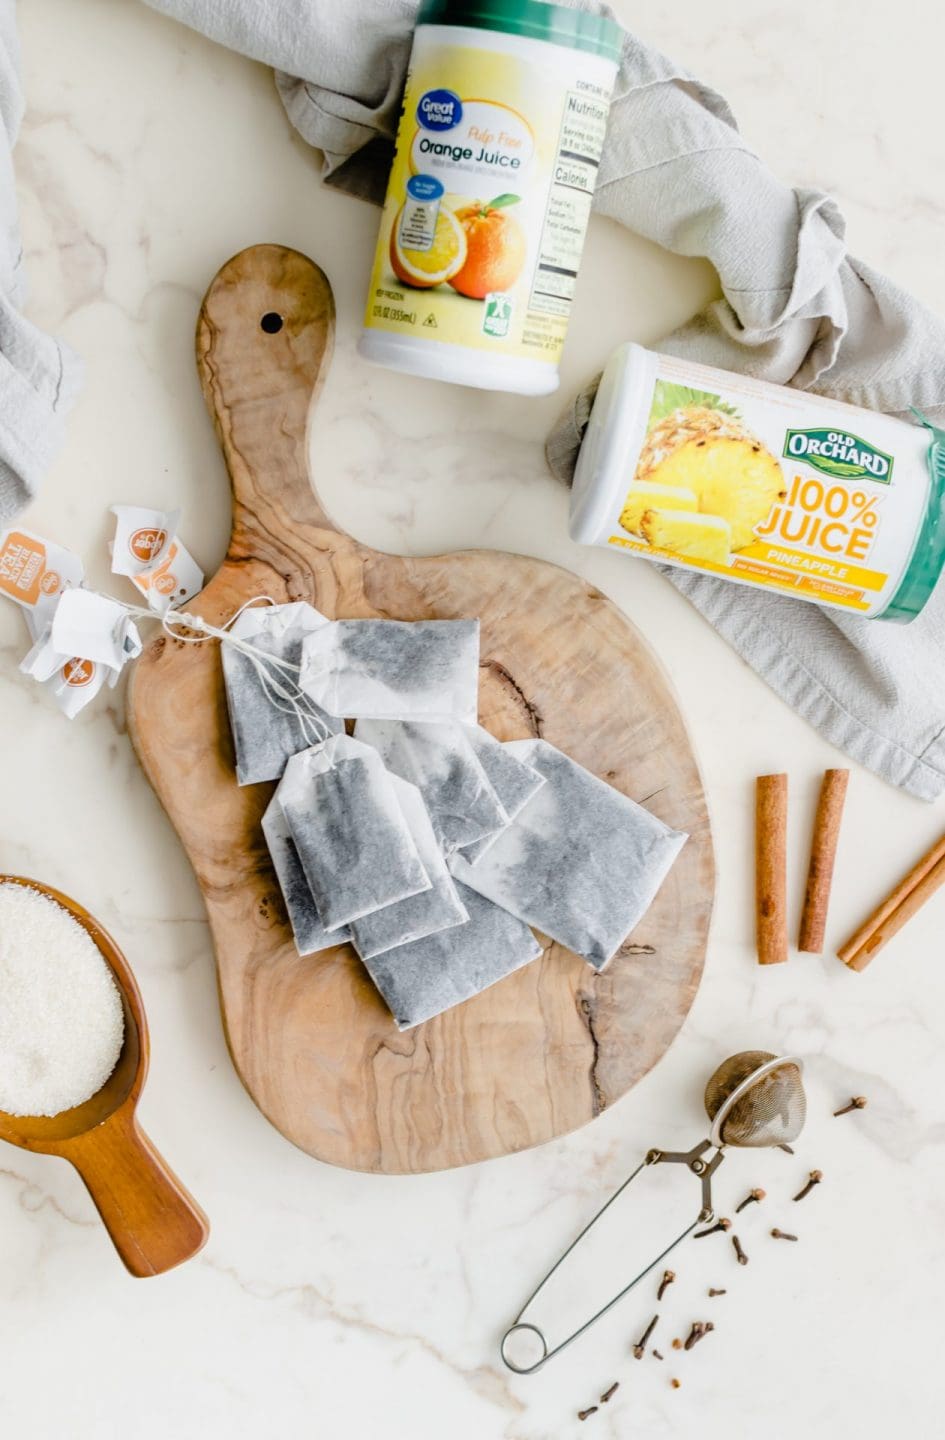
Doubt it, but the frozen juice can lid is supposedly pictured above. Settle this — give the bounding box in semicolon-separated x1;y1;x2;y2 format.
418;0;624;62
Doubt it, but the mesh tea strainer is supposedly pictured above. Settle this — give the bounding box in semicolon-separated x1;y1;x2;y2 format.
500;1051;805;1374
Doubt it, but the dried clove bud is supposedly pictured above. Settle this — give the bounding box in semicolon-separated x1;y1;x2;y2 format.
632;1314;659;1359
735;1187;766;1213
732;1234;749;1266
684;1321;715;1351
793;1169;823;1202
708;1287;727;1297
833;1096;867;1117
600;1383;619;1404
578;1407;598;1421
771;1227;798;1241
693;1217;731;1238
657;1270;676;1301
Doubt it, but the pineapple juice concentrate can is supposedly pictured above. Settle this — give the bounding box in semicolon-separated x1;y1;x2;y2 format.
570;343;945;622
358;0;622;395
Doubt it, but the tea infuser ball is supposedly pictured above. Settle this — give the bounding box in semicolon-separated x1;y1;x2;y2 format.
501;1050;806;1373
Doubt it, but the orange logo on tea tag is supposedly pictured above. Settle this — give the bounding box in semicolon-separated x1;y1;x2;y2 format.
129;527;168;564
62;657;96;688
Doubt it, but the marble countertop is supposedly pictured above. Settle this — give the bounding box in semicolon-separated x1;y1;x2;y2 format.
3;1;945;1436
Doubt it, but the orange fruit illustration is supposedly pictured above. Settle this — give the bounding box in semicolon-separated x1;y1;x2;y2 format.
389;205;466;289
449;197;527;300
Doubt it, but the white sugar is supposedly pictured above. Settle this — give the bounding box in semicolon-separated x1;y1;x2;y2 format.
0;883;124;1117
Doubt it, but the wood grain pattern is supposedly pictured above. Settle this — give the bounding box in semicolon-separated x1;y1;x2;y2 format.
0;876;209;1276
127;244;715;1174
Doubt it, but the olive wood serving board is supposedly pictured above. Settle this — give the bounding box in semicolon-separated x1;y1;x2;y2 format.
128;244;714;1174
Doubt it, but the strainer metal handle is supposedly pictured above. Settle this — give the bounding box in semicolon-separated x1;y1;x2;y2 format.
500;1139;726;1375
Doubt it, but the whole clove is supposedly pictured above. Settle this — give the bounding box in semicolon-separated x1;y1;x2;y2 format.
684;1321;715;1351
708;1288;727;1297
771;1227;798;1241
735;1187;765;1213
657;1269;676;1301
793;1169;823;1202
694;1217;731;1238
578;1407;598;1421
632;1314;659;1359
732;1234;749;1266
600;1383;619;1404
834;1096;867;1117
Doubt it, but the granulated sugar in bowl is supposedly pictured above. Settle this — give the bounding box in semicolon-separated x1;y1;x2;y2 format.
0;883;124;1117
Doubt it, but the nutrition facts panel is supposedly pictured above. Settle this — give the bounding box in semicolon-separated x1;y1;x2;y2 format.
528;87;610;320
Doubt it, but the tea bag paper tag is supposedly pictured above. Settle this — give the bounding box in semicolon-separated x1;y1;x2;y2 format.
277;735;432;931
0;527;84;635
20;632;110;717
300;619;480;723
348;773;468;959
110;505;204;614
50;588;142;673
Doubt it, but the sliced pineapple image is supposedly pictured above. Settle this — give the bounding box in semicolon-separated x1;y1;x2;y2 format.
637;406;786;550
619;481;698;536
639;508;732;565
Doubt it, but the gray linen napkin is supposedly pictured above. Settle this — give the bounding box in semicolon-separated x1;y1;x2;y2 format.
144;0;945;798
0;1;82;521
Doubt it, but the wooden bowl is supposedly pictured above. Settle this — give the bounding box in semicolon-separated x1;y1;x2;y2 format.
0;876;209;1276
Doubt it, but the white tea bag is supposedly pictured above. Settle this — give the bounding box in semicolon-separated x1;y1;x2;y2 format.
222;601;342;786
261;795;351;956
300;619;480;723
459;724;546;864
450;739;687;971
276;735;431;931
349;775;468;959
354;718;507;852
362;881;542;1031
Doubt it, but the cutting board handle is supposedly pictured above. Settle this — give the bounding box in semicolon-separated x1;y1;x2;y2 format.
64;1106;209;1277
196;244;343;544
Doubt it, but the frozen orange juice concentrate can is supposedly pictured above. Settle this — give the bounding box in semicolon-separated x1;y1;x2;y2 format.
359;0;623;395
570;344;945;622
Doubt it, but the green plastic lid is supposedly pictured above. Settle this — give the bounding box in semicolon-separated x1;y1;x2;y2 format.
880;412;945;622
418;0;624;63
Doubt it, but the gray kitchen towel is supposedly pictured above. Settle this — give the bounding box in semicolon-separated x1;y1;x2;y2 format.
142;0;945;798
0;1;82;521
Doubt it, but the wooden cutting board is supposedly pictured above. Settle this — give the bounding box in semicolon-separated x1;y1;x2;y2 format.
128;244;714;1175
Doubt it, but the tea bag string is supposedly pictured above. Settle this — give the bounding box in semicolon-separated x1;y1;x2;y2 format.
123;595;334;748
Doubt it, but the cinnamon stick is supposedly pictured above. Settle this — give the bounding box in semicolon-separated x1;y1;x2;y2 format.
756;774;788;965
798;769;849;953
838;829;945;971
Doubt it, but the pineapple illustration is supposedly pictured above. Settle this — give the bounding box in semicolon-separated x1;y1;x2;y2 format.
620;480;698;536
636;400;785;551
640;509;732;565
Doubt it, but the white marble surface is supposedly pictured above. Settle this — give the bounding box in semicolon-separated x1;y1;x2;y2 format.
3;1;944;1435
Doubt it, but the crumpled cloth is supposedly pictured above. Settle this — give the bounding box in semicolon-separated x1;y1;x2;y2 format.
0;1;82;521
143;0;945;797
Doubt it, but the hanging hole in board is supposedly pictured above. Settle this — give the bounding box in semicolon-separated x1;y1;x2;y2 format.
260;312;284;334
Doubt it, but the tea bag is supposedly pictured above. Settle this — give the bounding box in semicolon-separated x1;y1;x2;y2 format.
459;724;546;864
349;775;468;959
354;718;508;852
362;881;542;1031
49;589;142;673
261;795;351;956
110;504;204;615
300;618;480;723
222;601;342;786
276;734;431;931
0;527;84;637
449;739;688;971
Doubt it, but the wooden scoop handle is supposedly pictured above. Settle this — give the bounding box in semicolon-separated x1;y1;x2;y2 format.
64;1107;209;1277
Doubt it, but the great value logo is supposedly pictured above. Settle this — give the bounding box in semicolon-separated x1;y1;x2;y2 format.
416;89;463;132
783;428;894;483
